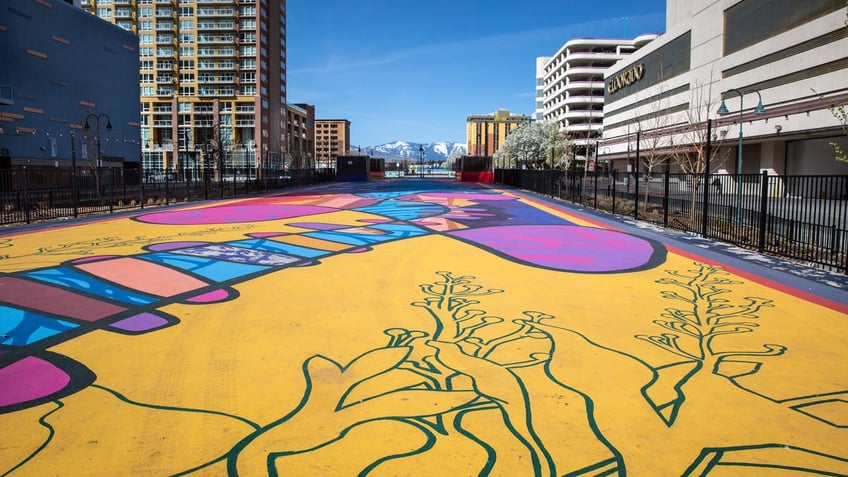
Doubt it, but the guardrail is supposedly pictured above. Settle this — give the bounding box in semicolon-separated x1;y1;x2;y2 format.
0;167;335;227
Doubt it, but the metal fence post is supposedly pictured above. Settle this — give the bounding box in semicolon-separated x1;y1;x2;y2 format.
663;170;670;228
758;170;769;253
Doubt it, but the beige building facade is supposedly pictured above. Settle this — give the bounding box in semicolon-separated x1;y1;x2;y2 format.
315;119;350;169
601;0;848;184
466;109;531;158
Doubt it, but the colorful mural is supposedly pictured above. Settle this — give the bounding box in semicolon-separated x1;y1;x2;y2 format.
0;181;846;476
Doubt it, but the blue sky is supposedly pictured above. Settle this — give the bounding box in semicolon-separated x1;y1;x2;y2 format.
286;1;667;147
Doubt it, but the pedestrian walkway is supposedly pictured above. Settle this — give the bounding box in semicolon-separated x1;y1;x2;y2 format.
1;179;846;476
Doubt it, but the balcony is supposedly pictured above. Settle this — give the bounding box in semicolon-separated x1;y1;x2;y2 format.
156;88;173;97
235;120;255;127
153;120;173;127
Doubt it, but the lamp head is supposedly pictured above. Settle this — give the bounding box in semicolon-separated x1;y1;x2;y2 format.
106;120;113;131
717;100;730;116
83;122;90;131
754;100;765;115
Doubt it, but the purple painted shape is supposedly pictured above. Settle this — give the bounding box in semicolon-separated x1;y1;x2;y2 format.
249;232;289;238
0;356;70;408
71;256;118;264
185;288;232;303
288;222;347;230
109;312;170;332
448;225;657;273
359;218;393;224
136;205;334;225
148;241;208;252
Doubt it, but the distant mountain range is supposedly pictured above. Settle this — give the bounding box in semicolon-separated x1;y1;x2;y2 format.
365;141;467;163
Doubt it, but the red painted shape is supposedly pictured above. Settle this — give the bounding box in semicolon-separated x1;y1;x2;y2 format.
0;276;126;322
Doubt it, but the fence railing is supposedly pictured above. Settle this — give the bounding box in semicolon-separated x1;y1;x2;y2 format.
495;169;848;274
0;167;335;226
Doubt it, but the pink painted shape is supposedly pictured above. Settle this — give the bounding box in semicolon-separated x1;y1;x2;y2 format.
0;357;70;407
185;288;232;303
75;257;208;297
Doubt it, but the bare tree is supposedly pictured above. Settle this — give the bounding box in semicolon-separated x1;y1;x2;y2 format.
670;72;731;218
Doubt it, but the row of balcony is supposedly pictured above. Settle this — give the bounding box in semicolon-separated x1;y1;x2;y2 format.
150;120;255;128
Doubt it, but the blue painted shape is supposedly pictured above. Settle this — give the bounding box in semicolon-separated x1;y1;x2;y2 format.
171;244;300;266
370;223;429;239
306;223;427;247
23;267;157;306
229;239;331;259
138;252;269;282
354;199;445;221
0;305;78;346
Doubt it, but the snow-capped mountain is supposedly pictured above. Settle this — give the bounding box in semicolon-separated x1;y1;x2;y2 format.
367;141;467;163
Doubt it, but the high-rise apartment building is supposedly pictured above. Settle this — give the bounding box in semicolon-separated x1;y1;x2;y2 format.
81;0;287;176
286;103;314;169
314;119;350;169
539;36;657;160
466;109;531;158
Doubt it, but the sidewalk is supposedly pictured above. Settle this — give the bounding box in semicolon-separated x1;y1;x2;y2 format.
1;179;846;476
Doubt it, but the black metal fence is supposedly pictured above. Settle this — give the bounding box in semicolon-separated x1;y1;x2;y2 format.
0;166;335;226
496;169;848;274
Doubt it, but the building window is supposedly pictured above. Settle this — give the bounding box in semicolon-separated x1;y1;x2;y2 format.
139;34;153;44
140;73;153;83
240;86;256;95
139;21;153;30
179;86;195;96
179;19;194;30
179;59;194;69
139;7;152;17
179;47;194;56
179;34;194;43
140;60;153;70
240;46;256;56
140;47;153;57
240;58;256;69
141;86;154;96
240;19;256;29
178;7;193;16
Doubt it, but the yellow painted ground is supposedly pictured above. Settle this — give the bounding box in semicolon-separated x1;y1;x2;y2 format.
1;182;846;476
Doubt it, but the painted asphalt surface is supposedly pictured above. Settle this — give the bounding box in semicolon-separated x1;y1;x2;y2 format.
1;179;846;476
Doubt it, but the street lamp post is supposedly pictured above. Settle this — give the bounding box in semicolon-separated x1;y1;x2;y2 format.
419;145;424;178
717;88;765;224
83;113;112;168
